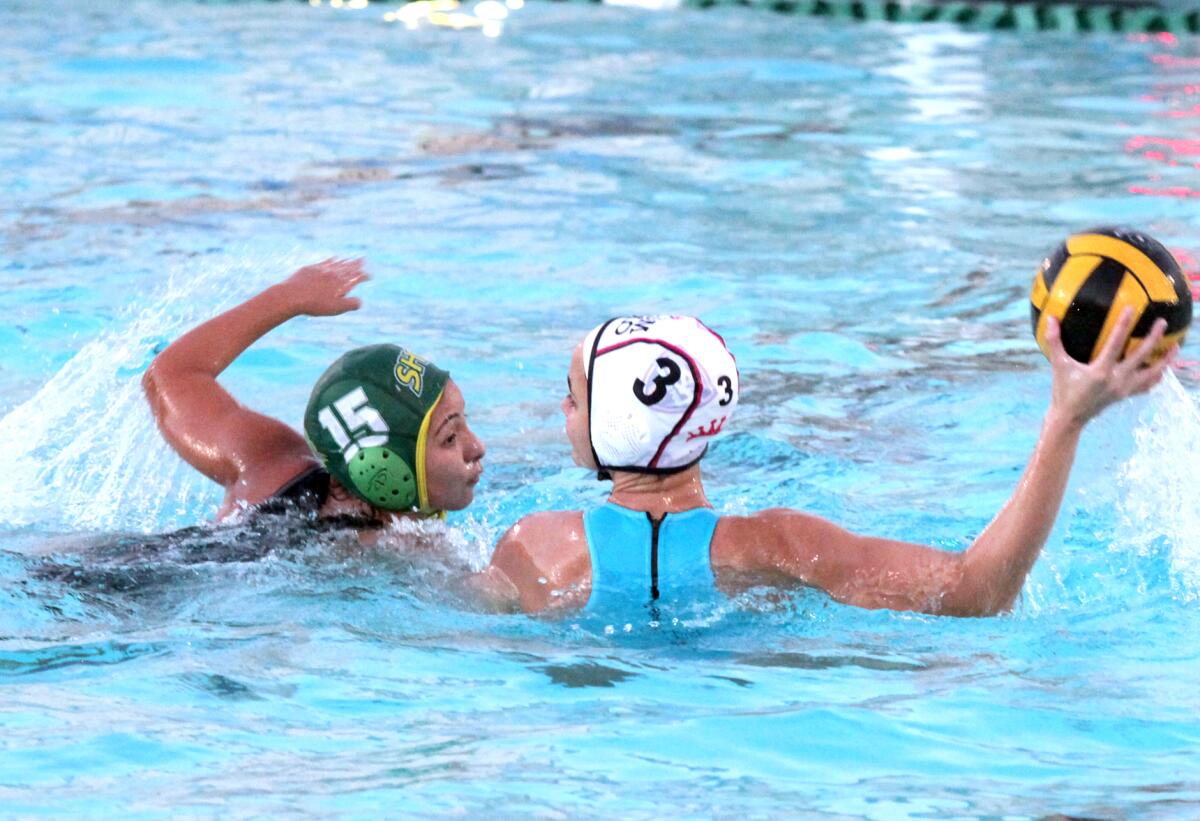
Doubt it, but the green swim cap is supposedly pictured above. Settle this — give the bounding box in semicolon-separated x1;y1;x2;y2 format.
303;344;449;513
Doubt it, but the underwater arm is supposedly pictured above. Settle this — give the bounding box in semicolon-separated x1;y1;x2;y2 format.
730;310;1173;617
142;259;367;497
479;523;550;613
481;512;590;614
461;565;523;613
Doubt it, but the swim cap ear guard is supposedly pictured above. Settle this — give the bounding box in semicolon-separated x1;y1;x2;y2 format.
303;344;449;513
583;315;739;478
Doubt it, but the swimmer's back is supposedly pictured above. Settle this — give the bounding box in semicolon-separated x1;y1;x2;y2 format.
582;503;721;614
486;506;987;615
482;506;847;613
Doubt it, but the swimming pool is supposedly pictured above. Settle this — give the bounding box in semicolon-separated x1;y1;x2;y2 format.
2;0;1199;815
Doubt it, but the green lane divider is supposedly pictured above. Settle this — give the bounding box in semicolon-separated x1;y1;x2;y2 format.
296;0;1200;34
546;0;1200;33
740;0;1200;32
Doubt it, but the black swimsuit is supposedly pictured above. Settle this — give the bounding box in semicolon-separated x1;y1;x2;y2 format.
257;466;332;517
33;467;371;594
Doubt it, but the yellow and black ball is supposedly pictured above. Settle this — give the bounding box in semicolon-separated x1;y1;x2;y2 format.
1031;226;1192;363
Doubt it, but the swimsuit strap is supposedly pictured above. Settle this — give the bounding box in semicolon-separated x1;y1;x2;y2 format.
257;466;331;517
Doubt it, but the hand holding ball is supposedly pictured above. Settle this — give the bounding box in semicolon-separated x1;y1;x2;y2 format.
1030;227;1191;363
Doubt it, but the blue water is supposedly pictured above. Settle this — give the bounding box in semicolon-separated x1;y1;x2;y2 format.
2;0;1200;816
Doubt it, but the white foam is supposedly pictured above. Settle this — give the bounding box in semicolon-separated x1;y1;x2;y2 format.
1116;370;1200;598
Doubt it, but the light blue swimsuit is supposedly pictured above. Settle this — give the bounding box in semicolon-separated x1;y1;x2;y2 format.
582;502;722;616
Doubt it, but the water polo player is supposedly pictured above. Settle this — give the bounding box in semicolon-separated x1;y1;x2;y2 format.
142;258;485;524
476;310;1174;617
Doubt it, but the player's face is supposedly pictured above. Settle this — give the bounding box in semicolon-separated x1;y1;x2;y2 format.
562;345;597;470
423;380;486;511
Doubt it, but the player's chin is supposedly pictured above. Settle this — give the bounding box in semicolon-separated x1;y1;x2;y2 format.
571;446;597;470
446;483;478;512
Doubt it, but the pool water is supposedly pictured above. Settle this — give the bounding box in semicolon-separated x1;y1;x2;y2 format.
2;0;1199;816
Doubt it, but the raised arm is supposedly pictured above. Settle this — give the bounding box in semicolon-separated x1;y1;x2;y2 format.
720;310;1174;617
142;258;367;513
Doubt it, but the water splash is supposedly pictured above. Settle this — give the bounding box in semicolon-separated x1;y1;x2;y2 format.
376;513;492;573
0;254;312;535
1117;370;1200;598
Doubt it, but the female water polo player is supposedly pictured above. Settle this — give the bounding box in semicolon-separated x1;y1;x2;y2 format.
476;310;1174;617
142;258;485;524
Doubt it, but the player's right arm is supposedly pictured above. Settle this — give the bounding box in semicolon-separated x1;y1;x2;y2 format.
142;259;367;510
718;310;1174;617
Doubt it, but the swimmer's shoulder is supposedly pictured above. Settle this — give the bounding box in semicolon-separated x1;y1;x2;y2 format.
488;510;589;613
216;455;324;521
712;508;840;576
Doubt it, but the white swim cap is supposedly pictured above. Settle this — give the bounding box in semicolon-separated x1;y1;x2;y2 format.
582;315;739;474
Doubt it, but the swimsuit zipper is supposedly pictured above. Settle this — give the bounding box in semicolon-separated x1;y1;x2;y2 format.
646;512;663;601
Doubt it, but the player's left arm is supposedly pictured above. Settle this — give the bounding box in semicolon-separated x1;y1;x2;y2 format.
469;512;589;613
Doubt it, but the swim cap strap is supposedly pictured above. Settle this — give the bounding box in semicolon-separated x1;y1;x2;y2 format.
586;318;616;480
414;387;445;513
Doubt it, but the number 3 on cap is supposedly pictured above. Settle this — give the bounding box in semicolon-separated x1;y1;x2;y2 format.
633;357;682;406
